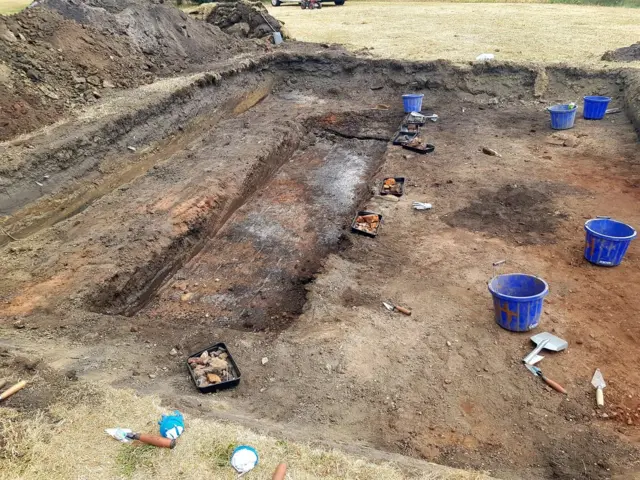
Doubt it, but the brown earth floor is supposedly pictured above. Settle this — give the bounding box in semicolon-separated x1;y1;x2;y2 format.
2;55;640;479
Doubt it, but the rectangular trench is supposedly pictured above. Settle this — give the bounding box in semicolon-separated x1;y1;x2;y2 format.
86;108;399;321
142;130;390;331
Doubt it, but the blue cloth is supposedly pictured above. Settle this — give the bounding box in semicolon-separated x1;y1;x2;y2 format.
159;411;184;439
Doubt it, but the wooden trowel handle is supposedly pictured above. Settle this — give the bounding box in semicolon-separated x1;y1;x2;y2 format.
272;463;287;480
395;305;412;316
0;380;27;401
132;433;176;449
541;375;566;395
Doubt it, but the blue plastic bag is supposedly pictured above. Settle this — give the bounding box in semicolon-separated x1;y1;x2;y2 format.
159;411;184;440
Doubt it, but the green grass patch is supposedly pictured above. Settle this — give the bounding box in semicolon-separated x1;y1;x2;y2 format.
0;0;31;15
115;444;158;478
196;441;235;467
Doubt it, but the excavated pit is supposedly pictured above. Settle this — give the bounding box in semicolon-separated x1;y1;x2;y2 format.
96;112;396;321
143;122;392;330
0;54;635;321
76;58;634;324
3;53;640;479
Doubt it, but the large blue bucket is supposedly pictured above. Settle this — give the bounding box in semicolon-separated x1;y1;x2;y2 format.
402;94;424;113
547;104;577;130
583;96;611;120
488;274;549;332
584;217;636;266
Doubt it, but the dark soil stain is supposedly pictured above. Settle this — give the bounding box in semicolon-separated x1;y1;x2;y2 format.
444;183;568;244
538;428;640;479
318;110;402;141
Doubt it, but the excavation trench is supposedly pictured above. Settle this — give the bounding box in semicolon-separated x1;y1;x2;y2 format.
3;52;640;480
2;56;633;323
144;131;391;330
96;110;396;323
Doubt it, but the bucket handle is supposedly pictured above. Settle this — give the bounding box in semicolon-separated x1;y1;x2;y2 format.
596;216;611;219
488;261;545;287
546;103;577;112
488;260;506;284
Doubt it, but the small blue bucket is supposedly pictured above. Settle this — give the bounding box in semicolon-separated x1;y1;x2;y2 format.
488;274;549;332
547;104;577;130
584;217;636;266
583;96;611;120
402;94;424;113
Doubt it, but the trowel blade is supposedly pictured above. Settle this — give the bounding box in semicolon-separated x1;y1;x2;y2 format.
383;302;394;311
106;428;133;442
591;369;606;389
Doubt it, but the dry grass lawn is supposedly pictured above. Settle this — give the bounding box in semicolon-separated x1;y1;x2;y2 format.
0;0;31;15
269;2;640;66
0;381;492;480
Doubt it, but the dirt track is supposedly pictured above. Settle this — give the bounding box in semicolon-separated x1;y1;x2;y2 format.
2;25;640;480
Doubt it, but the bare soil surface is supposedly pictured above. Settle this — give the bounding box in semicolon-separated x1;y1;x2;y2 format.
2;50;640;480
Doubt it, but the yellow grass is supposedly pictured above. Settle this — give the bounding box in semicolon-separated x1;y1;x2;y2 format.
179;2;217;18
268;2;640;65
0;381;493;480
0;0;31;15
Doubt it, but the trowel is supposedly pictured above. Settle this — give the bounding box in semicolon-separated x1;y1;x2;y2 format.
522;332;568;365
591;369;606;408
106;428;176;448
525;364;567;394
383;301;412;316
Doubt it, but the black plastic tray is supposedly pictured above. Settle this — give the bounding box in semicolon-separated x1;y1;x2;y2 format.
404;113;426;126
400;124;420;133
380;177;405;197
351;210;383;238
187;342;241;393
392;130;418;146
402;142;435;154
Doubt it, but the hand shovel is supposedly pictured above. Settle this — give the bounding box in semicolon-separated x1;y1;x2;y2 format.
591;369;606;408
522;332;568;365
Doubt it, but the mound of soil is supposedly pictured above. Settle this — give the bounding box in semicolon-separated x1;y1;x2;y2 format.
602;42;640;63
206;0;282;39
0;8;151;141
41;0;250;67
0;0;255;141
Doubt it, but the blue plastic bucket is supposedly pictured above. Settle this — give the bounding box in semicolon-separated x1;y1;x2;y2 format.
488;274;549;332
583;96;611;120
584;217;636;266
402;94;424;113
547;104;577;130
